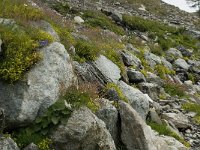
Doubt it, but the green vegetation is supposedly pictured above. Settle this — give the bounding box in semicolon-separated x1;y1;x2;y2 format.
0;0;44;22
154;64;175;79
82;10;125;35
122;15;198;51
182;103;200;125
163;80;187;98
148;121;190;147
49;2;70;15
13;86;99;148
105;82;128;103
74;39;101;62
0;25;53;83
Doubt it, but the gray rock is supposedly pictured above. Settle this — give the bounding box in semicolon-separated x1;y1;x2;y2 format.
0;137;19;150
149;108;162;124
126;43;140;54
174;58;190;70
23;143;38;150
93;55;121;84
31;20;60;42
111;10;122;23
144;52;162;67
127;69;146;83
104;88;120;101
176;46;192;57
121;51;141;68
74;16;84;24
146;72;164;86
119;101;187;150
96;98;119;144
161;57;173;70
162;112;190;129
0;42;76;127
138;82;161;101
166;48;183;62
118;81;149;119
51;107;116;150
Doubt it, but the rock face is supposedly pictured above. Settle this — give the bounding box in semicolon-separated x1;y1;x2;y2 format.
51;107;116;150
0;42;76;127
118;81;149;119
0;137;20;150
119;101;188;150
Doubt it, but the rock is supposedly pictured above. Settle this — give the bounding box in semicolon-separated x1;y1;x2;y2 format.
0;42;76;128
166;48;183;62
104;88;120;101
174;58;190;71
149;108;162;124
93;55;121;84
127;69;146;83
31;20;60;42
111;10;122;23
146;72;164;86
138;82;161;101
162;112;190;129
74;16;84;24
161;57;173;70
51;107;116;150
125;43;140;54
176;46;192;57
0;137;19;150
121;51;141;68
96;98;119;144
118;81;149;119
144;52;162;67
23;143;38;150
119;101;187;150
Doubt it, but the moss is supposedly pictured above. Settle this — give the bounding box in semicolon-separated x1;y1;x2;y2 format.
182;103;200;125
148;121;190;147
0;24;53;83
82;10;125;35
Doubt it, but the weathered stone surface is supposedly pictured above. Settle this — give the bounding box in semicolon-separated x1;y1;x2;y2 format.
0;137;19;150
146;72;164;86
144;52;162;67
23;143;38;150
127;69;146;83
51;107;116;150
118;81;149;119
74;16;84;24
166;48;183;62
93;55;121;83
162;112;190;129
138;82;161;101
161;57;173;70
119;101;187;150
96;98;119;144
121;51;141;68
149;108;162;124
174;58;190;71
0;42;76;127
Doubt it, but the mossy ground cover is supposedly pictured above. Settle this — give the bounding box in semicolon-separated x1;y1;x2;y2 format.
182;103;200;125
148;121;190;147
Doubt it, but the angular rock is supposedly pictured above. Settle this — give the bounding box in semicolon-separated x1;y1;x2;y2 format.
127;69;146;83
144;52;162;67
93;55;121;83
125;43;140;54
166;48;183;62
176;46;192;57
162;112;190;129
149;108;162;125
96;98;119;144
0;42;76;127
0;137;19;150
121;51;141;68
161;57;173;70
119;101;187;150
51;107;116;150
104;88;120;101
146;72;164;86
118;81;149;119
74;16;84;24
174;58;190;71
138;82;161;101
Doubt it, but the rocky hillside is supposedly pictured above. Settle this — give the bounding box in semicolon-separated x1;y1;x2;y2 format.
0;0;200;149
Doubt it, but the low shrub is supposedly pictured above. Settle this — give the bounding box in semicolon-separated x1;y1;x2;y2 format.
82;10;125;35
154;64;175;79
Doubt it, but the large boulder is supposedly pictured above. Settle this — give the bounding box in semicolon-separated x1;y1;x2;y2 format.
121;51;141;68
96;98;119;144
127;69;146;83
0;42;76;128
166;48;183;62
51;107;116;150
119;101;188;150
174;58;190;71
144;52;162;67
0;137;20;150
118;81;149;119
